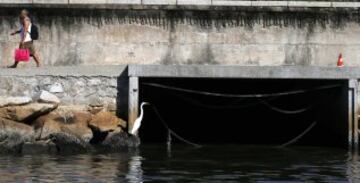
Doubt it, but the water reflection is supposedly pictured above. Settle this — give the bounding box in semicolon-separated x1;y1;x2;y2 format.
0;149;143;183
0;145;359;182
347;152;360;182
126;156;144;183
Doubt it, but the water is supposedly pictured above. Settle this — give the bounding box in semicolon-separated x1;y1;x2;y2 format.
0;145;359;183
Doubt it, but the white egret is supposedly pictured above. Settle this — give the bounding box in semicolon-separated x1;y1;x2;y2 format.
130;102;150;135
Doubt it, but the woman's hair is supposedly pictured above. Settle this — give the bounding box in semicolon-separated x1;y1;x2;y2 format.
19;9;33;24
20;9;29;17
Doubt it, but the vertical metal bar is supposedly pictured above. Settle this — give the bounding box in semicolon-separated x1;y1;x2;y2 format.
167;130;172;158
351;79;359;151
128;77;139;134
349;80;354;150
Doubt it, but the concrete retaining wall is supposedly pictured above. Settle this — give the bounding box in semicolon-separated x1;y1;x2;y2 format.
0;66;129;119
1;65;360;121
1;7;360;67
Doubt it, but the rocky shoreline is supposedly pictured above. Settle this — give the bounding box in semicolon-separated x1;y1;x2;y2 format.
0;91;139;154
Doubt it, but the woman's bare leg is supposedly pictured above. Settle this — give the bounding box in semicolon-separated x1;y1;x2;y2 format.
32;52;41;67
8;61;19;68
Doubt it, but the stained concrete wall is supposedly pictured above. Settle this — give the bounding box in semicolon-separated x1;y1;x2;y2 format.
1;7;360;67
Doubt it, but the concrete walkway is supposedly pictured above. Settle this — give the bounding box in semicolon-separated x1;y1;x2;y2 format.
2;65;360;79
0;65;126;77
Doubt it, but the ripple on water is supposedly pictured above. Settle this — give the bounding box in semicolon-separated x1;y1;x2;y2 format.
0;145;358;182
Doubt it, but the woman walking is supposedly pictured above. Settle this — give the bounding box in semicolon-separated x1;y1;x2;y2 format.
8;10;41;68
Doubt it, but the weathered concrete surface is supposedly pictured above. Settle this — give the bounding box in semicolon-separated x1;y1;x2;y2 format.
0;66;128;119
129;65;360;79
0;65;126;76
1;8;360;67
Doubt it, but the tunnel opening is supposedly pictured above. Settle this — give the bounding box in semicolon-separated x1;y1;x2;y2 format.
139;78;349;148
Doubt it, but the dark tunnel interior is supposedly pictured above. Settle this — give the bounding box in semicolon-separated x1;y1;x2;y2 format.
139;78;349;147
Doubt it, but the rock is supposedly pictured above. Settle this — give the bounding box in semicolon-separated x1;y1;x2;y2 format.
89;97;104;107
88;106;104;115
0;133;24;153
33;110;93;143
106;102;117;112
33;117;62;140
89;111;127;133
33;110;93;153
0;117;35;141
61;112;93;143
0;118;35;153
38;90;60;104
50;132;91;153
22;141;57;154
0;103;58;123
102;132;140;149
0;96;32;107
49;83;64;93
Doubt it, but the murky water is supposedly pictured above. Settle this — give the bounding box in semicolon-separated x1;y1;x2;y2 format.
0;145;359;183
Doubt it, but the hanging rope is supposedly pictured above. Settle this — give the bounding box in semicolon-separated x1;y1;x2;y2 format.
144;82;338;114
167;90;310;113
150;105;202;148
259;88;338;114
169;91;278;110
278;121;317;148
142;83;341;98
259;99;313;114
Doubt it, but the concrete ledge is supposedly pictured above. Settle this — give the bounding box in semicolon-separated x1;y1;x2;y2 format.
251;1;288;7
212;0;252;6
69;0;106;4
177;0;212;5
128;65;360;79
33;0;68;4
288;1;331;7
0;0;32;4
1;65;360;79
0;66;127;77
1;0;360;8
332;2;360;7
143;0;176;5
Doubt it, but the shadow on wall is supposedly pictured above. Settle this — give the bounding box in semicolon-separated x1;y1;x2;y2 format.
116;66;129;121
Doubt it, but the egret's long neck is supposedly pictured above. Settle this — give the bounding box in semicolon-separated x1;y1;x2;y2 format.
139;104;145;119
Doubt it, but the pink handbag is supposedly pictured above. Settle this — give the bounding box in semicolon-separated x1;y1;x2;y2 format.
14;49;30;62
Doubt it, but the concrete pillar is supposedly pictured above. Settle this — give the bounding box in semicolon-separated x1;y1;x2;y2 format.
349;79;358;151
128;77;139;134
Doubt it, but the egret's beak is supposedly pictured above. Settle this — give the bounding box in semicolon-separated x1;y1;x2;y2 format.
143;102;150;105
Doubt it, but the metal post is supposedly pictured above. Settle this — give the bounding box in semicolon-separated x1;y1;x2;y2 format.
129;77;139;134
167;130;172;158
348;81;353;150
350;79;359;151
349;79;358;151
354;83;359;153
